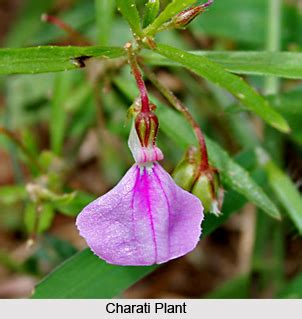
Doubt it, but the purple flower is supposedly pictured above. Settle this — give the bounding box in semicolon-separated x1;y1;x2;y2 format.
76;117;204;266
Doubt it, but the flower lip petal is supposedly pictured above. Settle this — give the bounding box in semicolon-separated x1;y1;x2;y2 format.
76;163;203;266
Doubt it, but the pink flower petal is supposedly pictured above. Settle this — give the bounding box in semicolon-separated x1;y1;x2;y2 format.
76;163;203;266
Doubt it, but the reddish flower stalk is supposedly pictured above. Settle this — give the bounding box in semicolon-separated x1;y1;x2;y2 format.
193;123;209;172
125;42;150;113
41;13;91;45
142;66;209;173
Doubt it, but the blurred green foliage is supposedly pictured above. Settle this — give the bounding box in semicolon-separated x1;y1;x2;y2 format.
0;0;302;299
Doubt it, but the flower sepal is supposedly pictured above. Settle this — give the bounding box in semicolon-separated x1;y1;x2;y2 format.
173;147;224;216
128;107;163;165
191;168;223;216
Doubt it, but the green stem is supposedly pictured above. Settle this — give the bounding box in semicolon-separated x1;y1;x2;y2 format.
251;0;284;297
142;65;209;172
0;126;43;173
264;0;282;95
41;14;91;45
272;222;285;292
95;0;116;45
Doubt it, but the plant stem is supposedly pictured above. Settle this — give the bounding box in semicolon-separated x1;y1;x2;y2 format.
251;0;284;297
142;65;209;171
264;0;281;95
125;43;150;113
0;126;43;173
41;14;91;45
95;0;116;45
266;0;284;294
3;108;24;183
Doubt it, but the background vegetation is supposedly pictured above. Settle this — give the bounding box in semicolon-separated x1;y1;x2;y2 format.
0;0;302;298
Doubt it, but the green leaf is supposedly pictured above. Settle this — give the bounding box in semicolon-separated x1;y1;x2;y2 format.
24;202;55;234
143;0;160;28
268;88;302;114
38;204;55;233
154;44;290;133
143;50;302;79
32;249;157;298
0;46;124;75
189;0;298;47
278;273;302;298
207;140;281;220
257;148;302;234
54;192;96;217
189;0;266;45
206;274;250;298
267;88;302;145
41;191;76;206
24;203;38;233
50;72;73;155
0;185;27;205
95;0;116;45
116;0;142;37
144;0;196;36
114;75;281;220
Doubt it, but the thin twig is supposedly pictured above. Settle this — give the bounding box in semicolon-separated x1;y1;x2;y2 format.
142;65;209;172
0;127;43;173
41;14;91;46
125;42;150;113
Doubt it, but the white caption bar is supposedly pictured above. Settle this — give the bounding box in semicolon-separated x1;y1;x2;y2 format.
0;299;301;319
